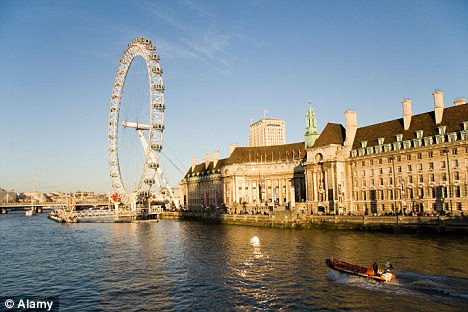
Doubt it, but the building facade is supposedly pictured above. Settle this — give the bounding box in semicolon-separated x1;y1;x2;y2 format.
180;143;307;214
305;91;468;215
249;118;286;147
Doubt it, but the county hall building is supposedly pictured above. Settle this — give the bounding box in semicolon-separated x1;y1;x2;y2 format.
305;91;467;215
181;91;467;216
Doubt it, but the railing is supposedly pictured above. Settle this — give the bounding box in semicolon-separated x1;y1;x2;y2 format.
72;207;164;219
73;209;134;218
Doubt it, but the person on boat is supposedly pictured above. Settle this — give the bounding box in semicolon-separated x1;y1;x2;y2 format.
372;262;379;276
384;262;393;272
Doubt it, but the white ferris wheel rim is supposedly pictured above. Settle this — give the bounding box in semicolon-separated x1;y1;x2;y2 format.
107;37;165;205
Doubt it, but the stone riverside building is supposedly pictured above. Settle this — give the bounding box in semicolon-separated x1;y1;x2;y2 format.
305;91;468;215
181;92;467;215
180;143;306;213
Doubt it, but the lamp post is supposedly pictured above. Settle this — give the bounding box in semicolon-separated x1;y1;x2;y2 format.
442;148;453;214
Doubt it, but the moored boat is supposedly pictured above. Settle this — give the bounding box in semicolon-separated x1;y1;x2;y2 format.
48;209;79;223
326;259;396;282
25;209;36;216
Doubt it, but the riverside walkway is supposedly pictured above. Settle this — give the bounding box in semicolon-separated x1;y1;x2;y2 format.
160;211;468;233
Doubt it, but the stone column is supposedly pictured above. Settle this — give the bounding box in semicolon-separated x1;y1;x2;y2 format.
223;181;227;204
324;169;328;201
332;163;336;213
233;176;237;204
313;169;318;202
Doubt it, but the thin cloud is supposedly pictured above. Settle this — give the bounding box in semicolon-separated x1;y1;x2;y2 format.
138;0;238;71
156;39;202;60
181;0;214;18
137;2;188;32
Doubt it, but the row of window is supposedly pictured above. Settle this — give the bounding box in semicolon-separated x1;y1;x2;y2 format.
351;131;468;157
354;148;462;167
354;171;462;187
355;202;464;212
353;185;465;201
357;159;460;177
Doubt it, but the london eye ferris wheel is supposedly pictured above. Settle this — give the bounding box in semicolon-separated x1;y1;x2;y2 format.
107;37;176;209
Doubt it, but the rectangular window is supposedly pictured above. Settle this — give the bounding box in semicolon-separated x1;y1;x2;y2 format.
453;160;459;168
429;162;434;170
452;148;458;155
407;154;411;160
379;158;383;165
440;161;446;169
397;166;402;173
409;175;413;183
441;173;447;181
407;165;412;172
429;151;433;158
454;171;460;180
430;174;435;182
419;175;423;183
397;156;401;161
370;159;374;165
417;153;422;159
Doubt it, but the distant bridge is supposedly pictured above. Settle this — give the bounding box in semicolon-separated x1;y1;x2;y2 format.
0;201;110;210
1;202;164;220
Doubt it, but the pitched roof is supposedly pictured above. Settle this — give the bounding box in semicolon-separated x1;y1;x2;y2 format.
313;123;346;147
227;142;305;164
184;142;305;177
352;103;468;149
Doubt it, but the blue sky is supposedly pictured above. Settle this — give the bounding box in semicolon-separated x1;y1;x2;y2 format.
1;0;467;193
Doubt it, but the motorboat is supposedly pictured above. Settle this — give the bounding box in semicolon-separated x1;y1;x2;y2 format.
326;259;396;282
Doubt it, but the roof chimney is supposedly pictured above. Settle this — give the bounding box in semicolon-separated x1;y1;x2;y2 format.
191;157;197;172
213;150;219;167
204;153;210;170
344;110;357;147
454;97;467;106
229;143;238;156
433;90;444;124
402;99;412;130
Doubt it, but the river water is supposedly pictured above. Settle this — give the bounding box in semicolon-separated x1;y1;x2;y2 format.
1;212;467;311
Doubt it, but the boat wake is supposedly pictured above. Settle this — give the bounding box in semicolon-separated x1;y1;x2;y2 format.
327;270;468;304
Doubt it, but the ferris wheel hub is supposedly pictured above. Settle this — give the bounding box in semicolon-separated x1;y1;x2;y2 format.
122;121;150;130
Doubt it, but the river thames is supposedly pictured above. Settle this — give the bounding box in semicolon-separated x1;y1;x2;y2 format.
1;212;467;311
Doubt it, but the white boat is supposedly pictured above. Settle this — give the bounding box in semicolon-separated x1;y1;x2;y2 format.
25;210;36;216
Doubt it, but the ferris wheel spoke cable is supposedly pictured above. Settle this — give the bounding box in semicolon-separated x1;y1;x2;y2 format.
161;139;186;171
119;58;149;193
160;151;185;176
